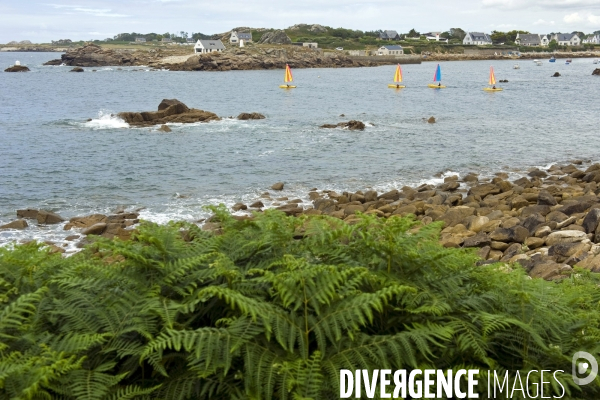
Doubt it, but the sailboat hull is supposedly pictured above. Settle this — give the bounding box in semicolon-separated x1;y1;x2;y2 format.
388;84;406;88
483;88;503;92
428;84;446;89
279;85;297;89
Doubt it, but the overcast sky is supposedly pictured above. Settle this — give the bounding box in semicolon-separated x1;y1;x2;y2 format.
1;0;599;43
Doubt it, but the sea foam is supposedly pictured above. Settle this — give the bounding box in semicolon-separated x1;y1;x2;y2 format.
84;111;129;129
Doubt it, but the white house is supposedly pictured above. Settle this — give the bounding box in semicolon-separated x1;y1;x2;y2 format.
515;33;542;46
552;33;581;46
377;45;404;56
230;31;252;45
463;32;492;45
135;37;146;43
423;32;448;43
583;34;600;44
540;34;550;46
194;39;225;54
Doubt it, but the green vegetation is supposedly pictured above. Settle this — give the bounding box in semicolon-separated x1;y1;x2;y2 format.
2;209;600;399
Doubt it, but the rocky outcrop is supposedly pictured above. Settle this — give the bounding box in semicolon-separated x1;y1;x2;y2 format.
552;72;560;77
258;30;292;44
37;211;65;225
237;113;265;120
43;44;142;67
0;219;28;230
4;65;30;72
70;67;84;72
320;120;365;130
117;99;220;127
593;68;600;76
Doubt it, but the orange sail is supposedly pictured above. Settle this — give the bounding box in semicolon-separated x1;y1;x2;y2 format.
394;64;403;83
488;66;496;85
284;64;293;83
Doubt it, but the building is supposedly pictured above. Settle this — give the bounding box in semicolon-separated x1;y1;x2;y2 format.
377;45;404;56
463;32;492;45
515;33;542;46
292;42;319;49
379;30;401;41
583;34;600;44
161;38;172;43
552;33;581;46
230;31;252;44
135;37;146;43
540;34;550;46
194;39;225;54
423;32;448;43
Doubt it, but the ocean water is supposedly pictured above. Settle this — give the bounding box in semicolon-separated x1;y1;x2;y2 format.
1;52;599;248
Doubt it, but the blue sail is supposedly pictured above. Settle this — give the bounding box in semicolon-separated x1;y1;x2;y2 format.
433;64;442;82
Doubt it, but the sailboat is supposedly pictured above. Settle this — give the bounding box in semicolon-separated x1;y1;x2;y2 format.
483;66;503;92
279;64;296;89
428;64;446;88
388;64;405;88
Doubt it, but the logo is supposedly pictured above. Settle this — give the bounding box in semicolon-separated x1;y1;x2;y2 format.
572;351;598;386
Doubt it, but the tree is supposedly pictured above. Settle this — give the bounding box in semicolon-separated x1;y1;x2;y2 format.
506;30;529;43
448;27;466;40
407;28;420;37
548;39;558;51
490;30;507;44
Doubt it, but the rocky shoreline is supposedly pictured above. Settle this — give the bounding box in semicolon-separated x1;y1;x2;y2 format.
3;160;600;281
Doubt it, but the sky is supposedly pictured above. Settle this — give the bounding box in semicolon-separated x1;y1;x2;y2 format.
1;0;599;43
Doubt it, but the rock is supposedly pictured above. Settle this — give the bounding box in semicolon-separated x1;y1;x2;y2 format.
478;246;491;259
258;30;292;44
579;254;600;272
468;183;500;198
271;182;284;191
548;242;589;259
545;230;587;246
118;99;219;127
344;204;365;216
17;208;39;219
427;116;436;123
158;124;171;132
593;68;600;76
468;216;489;233
522;213;546;235
364;190;378;202
462;173;479;183
237;113;265;120
501;243;522;261
490;226;528;243
537;190;557;206
582;208;600;234
534;225;552;238
319;120;365;130
393;204;417;216
529;262;572;280
0;219;28;230
4;65;30;72
463;232;491;248
378;189;401;201
528;169;548;178
314;199;336;213
36;210;65;225
232;203;247;211
552;72;560;77
438;206;475;227
82;223;107;235
64;214;107;230
557;201;592;216
521;205;551;217
249;201;264;208
525;237;545;249
70;67;84;72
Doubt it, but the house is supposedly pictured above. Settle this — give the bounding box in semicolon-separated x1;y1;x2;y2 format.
161;38;172;43
194;39;225;54
515;33;541;46
463;32;492;45
230;31;252;45
186;38;195;44
377;45;404;56
552;33;581;46
379;30;401;41
292;42;318;49
135;37;146;43
423;32;448;43
583;34;600;44
540;34;550;46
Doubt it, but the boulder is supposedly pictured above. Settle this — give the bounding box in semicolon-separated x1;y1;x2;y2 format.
427;116;436;123
582;208;600;234
4;65;30;72
593;68;600;76
271;182;284;191
70;67;84;72
232;203;247;211
258;30;292;44
557;201;592;216
64;214;107;230
468;216;489;233
468;183;500;198
529;262;572;280
319;120;365;130
158;99;189;111
158;124;172;132
249;201;264;208
237;113;266;120
82;223;107;235
0;219;28;230
462;232;491;248
525;237;545;249
548;242;589;260
501;243;522;261
437;206;475;227
521;213;546;235
378;189;401;201
118;100;219;127
36;210;65;225
17;208;39;219
490;226;529;243
552;72;560;77
537;190;557;206
545;230;587;246
528;169;548;178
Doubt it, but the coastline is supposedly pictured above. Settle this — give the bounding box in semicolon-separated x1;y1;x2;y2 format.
3;158;600;282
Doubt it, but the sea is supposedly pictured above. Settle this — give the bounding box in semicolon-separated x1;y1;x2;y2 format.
1;52;599;250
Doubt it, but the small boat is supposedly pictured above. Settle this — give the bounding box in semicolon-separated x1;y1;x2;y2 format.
566;59;572;65
279;64;296;89
549;56;556;63
594;59;599;64
483;66;503;92
513;64;520;69
534;60;542;66
428;64;446;88
388;64;405;89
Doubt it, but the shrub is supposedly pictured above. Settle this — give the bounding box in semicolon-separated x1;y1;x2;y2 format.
1;209;600;399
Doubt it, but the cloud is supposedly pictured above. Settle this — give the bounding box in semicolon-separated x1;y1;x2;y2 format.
533;19;555;25
482;0;600;10
46;4;129;17
563;11;600;25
